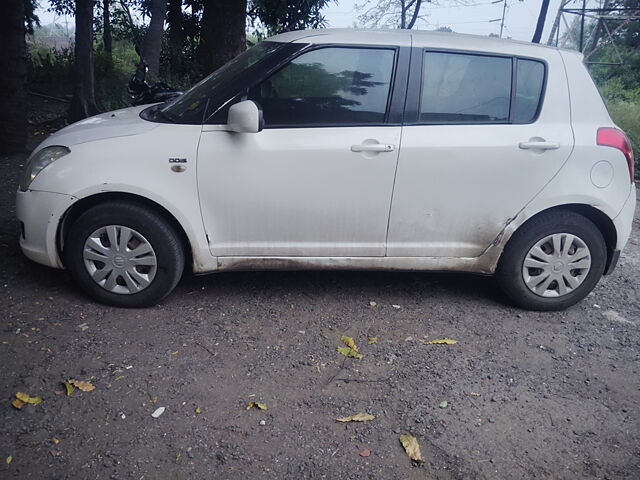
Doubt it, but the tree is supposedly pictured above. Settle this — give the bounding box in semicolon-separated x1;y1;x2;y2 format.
356;0;424;29
103;0;113;56
142;0;168;74
0;0;28;153
167;0;186;68
68;0;100;122
199;0;248;74
249;0;332;34
532;0;550;43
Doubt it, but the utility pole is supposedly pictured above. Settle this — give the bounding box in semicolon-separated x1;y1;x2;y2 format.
499;0;508;38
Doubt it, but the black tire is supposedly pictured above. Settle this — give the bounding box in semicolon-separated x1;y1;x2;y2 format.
65;201;185;307
496;210;606;311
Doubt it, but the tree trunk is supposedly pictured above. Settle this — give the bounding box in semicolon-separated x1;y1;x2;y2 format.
103;0;113;56
532;0;551;43
399;0;407;28
167;0;185;72
406;0;422;29
0;0;28;153
142;0;167;75
199;0;247;74
68;0;100;123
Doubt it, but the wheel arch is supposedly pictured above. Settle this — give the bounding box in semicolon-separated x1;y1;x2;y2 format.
57;192;193;272
506;203;617;274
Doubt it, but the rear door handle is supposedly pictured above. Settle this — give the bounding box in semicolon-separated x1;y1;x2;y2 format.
350;144;395;153
518;141;560;150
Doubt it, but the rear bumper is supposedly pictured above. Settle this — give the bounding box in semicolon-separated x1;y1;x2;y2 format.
613;185;636;251
15;189;76;269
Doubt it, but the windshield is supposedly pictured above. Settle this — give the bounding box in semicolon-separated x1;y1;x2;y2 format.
159;41;288;124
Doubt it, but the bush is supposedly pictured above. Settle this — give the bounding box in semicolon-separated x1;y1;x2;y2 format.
606;100;640;179
28;41;74;86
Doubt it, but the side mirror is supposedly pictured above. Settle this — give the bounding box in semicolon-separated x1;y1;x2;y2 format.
227;100;263;133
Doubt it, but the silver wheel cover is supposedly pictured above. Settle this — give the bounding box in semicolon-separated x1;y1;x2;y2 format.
83;225;157;295
522;233;592;298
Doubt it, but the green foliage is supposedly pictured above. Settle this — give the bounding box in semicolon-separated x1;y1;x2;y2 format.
28;41;74;85
607;100;640;179
248;0;332;36
94;41;140;111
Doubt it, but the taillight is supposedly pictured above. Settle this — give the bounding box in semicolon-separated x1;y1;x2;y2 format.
597;127;635;183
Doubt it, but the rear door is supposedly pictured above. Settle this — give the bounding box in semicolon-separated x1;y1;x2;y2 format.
387;47;574;257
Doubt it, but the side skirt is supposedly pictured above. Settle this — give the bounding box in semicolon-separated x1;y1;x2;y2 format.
213;255;496;275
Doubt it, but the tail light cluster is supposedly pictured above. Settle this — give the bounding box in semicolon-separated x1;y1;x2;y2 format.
597;127;635;184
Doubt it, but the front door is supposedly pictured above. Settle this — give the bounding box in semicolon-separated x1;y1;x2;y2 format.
197;46;404;257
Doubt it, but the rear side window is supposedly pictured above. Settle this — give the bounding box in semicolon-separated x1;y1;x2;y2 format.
248;47;395;127
513;59;545;123
419;51;546;125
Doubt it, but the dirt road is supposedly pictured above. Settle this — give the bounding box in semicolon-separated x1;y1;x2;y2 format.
1;143;639;479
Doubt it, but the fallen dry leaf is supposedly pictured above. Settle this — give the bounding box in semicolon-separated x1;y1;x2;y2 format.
52;437;60;444
399;434;424;465
341;336;359;351
246;402;268;410
368;337;378;344
337;336;363;359
15;392;42;405
337;346;363;359
69;380;95;392
5;455;12;464
195;406;202;414
359;449;371;457
421;338;458;345
11;398;26;409
62;381;74;396
336;413;375;422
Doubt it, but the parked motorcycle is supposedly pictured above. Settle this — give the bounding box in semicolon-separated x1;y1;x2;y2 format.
128;65;182;106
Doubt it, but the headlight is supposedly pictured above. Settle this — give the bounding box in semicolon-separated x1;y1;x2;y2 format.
19;146;70;191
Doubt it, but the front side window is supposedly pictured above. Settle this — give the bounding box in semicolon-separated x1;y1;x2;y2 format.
420;52;512;123
158;41;299;124
247;47;396;127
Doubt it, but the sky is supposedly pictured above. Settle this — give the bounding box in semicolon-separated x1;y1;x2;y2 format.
324;0;568;41
37;0;580;44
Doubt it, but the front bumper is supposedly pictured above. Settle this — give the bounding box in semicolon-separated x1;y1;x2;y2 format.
15;189;76;269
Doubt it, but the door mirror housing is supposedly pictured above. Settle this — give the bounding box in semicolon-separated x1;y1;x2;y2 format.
227;100;263;133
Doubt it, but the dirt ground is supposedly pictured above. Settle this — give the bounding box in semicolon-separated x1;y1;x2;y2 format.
1;106;639;479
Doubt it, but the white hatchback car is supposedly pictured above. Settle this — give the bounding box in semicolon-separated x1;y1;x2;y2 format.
17;29;636;310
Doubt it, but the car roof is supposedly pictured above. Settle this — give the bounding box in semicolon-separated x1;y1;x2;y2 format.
268;28;575;58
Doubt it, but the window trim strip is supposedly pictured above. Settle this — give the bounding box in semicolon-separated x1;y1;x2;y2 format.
403;47;548;126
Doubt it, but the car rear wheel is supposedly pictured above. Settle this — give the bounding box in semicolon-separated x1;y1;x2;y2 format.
496;210;606;311
65;201;184;307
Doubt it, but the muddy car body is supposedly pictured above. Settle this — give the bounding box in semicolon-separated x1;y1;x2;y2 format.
16;29;636;309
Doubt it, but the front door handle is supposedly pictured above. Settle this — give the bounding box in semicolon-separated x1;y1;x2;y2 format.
519;141;560;151
351;144;395;153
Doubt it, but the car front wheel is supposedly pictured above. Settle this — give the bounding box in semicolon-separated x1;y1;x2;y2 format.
65;201;185;307
496;210;607;311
